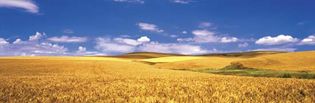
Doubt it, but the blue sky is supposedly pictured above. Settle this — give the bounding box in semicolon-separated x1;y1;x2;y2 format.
0;0;315;56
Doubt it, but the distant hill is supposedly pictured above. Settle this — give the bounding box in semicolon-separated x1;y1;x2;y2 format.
113;51;285;59
201;51;286;58
132;51;315;71
113;52;184;59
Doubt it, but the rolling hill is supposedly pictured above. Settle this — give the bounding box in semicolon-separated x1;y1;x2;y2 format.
142;56;245;70
236;51;315;71
200;51;286;58
0;56;314;102
112;52;184;59
130;51;315;72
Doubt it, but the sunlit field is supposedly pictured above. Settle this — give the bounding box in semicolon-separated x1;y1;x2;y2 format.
2;0;315;102
1;51;315;102
237;51;315;71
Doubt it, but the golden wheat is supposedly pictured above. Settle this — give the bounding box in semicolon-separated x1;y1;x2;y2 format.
150;57;244;70
0;57;314;102
237;51;315;71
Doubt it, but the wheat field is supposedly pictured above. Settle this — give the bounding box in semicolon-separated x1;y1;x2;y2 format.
149;57;245;70
139;51;315;71
0;56;315;102
237;51;315;71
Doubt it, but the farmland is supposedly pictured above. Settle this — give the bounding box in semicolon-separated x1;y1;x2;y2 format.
0;51;315;102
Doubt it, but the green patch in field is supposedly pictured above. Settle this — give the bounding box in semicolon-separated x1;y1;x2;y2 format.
194;63;315;79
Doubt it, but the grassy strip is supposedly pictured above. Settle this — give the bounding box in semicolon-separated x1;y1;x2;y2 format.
193;63;315;79
196;69;315;79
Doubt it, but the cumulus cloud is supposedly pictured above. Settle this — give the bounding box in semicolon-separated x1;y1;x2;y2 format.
220;37;238;43
137;36;151;43
95;37;136;53
113;0;144;4
95;36;209;55
192;29;215;36
0;40;68;56
114;38;142;46
255;35;298;45
29;32;45;41
177;29;238;43
138;22;164;33
13;38;22;44
253;48;296;52
190;29;219;42
77;46;87;53
171;0;193;4
75;46;108;56
95;36;151;53
0;38;8;46
12;32;45;45
0;0;39;13
48;36;87;43
0;32;72;56
300;35;315;45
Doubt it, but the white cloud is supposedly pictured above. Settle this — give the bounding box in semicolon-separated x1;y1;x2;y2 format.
0;32;71;56
238;42;249;48
192;30;219;43
77;46;87;53
11;32;45;44
29;32;45;41
138;42;209;55
137;22;164;33
137;36;151;43
13;38;22;44
95;37;136;53
75;46;108;56
0;0;39;13
255;35;298;45
0;38;8;46
0;32;116;56
171;0;193;4
113;36;150;46
220;37;238;43
31;43;68;55
182;31;188;34
253;48;296;52
95;36;152;53
177;38;193;42
178;29;239;43
300;35;315;45
177;29;219;43
114;38;142;46
192;29;215;36
76;51;107;56
95;36;210;55
178;23;240;43
113;0;144;4
0;41;68;56
48;36;87;43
